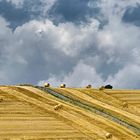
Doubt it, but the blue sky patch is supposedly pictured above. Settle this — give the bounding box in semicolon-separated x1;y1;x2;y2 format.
0;0;43;29
48;0;101;24
122;4;140;27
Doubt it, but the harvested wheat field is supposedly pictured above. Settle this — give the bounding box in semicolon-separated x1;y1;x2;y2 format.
0;85;140;140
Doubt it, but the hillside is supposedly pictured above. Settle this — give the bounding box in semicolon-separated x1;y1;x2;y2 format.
0;85;140;140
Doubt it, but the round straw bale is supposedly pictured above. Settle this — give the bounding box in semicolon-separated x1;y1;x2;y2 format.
44;83;50;87
86;85;92;88
60;84;66;88
105;133;112;139
122;102;128;108
0;98;3;102
99;86;105;90
54;104;63;111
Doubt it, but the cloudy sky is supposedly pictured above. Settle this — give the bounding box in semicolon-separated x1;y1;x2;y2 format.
0;0;140;89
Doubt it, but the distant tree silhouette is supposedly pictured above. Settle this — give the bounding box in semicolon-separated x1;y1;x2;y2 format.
105;85;113;89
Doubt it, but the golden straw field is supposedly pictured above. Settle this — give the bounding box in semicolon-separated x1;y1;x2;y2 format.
0;85;140;140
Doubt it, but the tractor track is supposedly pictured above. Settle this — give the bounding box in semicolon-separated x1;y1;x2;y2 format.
35;86;140;136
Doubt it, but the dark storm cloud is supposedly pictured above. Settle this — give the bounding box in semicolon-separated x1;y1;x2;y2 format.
122;4;140;27
0;0;106;29
48;0;103;24
0;0;44;29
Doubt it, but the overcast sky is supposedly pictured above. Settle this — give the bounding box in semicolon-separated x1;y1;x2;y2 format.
0;0;140;89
